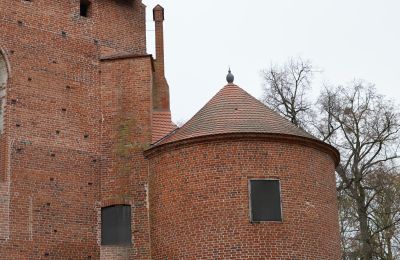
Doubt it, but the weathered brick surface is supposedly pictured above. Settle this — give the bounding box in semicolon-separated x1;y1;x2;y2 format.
0;0;152;259
152;5;170;112
0;1;341;259
99;56;153;259
147;136;341;259
0;135;6;182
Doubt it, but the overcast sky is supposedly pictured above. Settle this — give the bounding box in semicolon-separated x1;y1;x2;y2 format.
143;0;400;123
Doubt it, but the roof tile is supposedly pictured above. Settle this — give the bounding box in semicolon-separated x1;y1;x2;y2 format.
157;84;315;145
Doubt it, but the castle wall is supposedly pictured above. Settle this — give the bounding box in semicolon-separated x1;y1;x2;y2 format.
147;137;341;259
0;1;343;259
0;0;151;258
0;0;146;54
99;56;153;259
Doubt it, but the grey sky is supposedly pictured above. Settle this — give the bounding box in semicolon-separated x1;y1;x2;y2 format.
143;0;400;123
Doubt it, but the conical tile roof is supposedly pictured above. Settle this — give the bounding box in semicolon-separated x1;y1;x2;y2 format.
156;84;316;145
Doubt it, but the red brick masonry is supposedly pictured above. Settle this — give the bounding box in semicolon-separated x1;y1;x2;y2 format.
0;1;341;259
147;135;341;259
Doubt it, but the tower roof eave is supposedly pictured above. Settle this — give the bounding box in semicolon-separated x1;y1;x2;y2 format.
146;83;339;166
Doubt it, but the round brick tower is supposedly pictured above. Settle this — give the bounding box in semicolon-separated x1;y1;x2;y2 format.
145;82;341;259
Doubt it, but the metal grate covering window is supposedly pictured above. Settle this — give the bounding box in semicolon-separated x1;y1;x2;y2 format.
249;179;282;222
101;205;132;245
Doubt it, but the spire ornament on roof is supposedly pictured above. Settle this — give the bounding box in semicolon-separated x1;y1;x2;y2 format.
226;68;234;84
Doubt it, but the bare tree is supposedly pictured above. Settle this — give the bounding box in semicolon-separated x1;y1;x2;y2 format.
316;82;400;260
338;187;361;259
338;168;400;259
261;58;314;128
261;59;400;259
367;171;400;259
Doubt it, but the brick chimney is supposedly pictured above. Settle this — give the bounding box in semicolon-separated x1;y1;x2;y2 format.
153;5;170;111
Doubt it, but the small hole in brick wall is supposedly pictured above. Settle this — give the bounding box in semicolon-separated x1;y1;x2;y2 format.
52;60;57;64
50;177;54;181
46;203;50;207
93;39;99;45
61;108;66;112
17;21;23;26
50;153;56;157
53;229;57;233
61;31;67;38
16;148;22;153
56;130;60;135
10;50;14;54
28;77;32;81
16;123;21;127
92;159;97;163
88;182;93;186
44;252;49;257
11;99;17;104
66;85;71;90
84;134;89;139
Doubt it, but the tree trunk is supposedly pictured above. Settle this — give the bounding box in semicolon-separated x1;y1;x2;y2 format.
386;236;393;260
356;182;373;260
358;209;373;259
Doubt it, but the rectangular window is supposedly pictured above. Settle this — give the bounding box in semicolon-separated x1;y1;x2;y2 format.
249;179;282;222
80;0;91;17
101;205;132;245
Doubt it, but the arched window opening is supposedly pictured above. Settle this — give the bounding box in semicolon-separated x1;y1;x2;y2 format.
0;52;7;134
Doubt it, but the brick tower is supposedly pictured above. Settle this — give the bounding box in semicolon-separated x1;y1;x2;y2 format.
0;1;173;259
0;2;341;259
145;82;342;259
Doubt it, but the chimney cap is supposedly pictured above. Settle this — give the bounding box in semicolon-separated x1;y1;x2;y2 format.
153;4;165;21
153;4;164;10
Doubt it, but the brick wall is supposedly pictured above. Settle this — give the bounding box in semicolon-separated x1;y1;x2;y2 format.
0;0;146;54
0;0;151;258
0;134;5;182
147;136;341;259
99;56;153;259
0;138;9;240
0;1;342;259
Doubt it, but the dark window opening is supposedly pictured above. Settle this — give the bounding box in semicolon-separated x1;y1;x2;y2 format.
101;205;132;245
80;0;91;17
249;179;282;222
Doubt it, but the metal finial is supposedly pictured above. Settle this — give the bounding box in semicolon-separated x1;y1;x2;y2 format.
226;68;234;84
